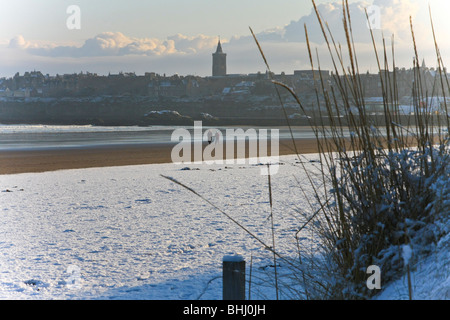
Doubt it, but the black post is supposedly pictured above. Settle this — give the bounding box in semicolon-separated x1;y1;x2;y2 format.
223;255;245;300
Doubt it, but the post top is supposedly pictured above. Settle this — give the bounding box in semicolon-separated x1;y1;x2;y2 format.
223;255;244;262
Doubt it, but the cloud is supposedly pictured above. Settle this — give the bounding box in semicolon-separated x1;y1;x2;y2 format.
374;0;420;41
21;32;219;58
9;35;33;49
228;0;418;46
167;34;219;54
2;32;225;76
282;1;371;43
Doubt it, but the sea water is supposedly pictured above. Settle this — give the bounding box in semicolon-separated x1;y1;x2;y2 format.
0;124;323;151
0;124;180;151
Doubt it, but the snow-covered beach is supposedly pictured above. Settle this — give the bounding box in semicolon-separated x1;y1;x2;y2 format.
1;152;448;300
0;154;318;300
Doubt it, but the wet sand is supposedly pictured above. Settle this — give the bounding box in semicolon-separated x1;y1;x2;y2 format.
0;138;322;175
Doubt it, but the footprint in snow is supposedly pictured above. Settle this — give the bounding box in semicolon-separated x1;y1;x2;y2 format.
135;198;152;204
24;279;49;291
2;186;25;192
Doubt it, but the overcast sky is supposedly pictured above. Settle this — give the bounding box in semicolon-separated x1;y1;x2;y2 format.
1;0;449;77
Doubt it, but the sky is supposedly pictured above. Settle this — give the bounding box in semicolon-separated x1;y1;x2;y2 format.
1;0;450;78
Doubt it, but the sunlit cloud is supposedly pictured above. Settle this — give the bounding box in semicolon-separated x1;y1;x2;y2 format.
15;32;220;58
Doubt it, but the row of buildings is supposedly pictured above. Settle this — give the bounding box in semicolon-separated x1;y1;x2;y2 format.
0;41;447;101
0;68;323;99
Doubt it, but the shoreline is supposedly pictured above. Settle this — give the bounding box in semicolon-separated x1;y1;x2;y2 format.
0;138;321;175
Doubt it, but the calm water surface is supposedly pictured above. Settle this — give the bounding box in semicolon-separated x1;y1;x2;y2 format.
0;124;324;151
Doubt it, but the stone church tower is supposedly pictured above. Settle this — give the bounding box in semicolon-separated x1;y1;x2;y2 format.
212;39;227;77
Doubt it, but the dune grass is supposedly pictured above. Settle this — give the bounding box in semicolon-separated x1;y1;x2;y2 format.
262;0;449;299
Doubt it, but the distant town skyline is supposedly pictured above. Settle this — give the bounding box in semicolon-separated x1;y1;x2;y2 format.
2;0;450;78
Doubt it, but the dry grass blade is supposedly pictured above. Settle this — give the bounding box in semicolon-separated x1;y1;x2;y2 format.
267;164;279;300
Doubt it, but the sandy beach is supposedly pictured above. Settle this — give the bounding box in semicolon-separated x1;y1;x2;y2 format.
0;138;322;175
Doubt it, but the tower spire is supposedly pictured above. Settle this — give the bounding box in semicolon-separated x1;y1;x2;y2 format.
212;36;226;76
215;36;223;53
